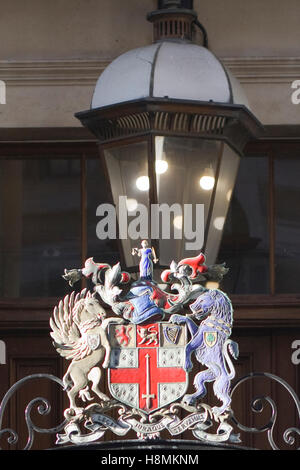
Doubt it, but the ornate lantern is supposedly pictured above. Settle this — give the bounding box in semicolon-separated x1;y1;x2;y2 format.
75;0;263;272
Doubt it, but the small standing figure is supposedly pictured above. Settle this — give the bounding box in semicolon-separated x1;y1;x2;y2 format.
132;240;158;281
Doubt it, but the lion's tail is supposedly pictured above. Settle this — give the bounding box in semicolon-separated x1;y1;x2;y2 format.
223;339;239;380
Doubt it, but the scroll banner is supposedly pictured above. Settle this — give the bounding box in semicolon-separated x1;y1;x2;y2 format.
56;421;106;445
93;411;207;436
56;412;239;445
193;422;241;444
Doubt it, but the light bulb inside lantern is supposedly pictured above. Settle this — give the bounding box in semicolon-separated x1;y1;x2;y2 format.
173;215;183;230
213;216;225;231
126;198;138;212
136;176;150;191
155;159;168;174
199;167;215;191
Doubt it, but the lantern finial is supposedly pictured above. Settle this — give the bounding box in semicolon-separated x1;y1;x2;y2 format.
147;0;198;42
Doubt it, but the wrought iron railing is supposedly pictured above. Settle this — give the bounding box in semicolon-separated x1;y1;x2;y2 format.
0;371;299;450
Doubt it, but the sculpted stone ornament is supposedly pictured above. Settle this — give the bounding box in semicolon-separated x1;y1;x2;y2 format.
54;249;242;445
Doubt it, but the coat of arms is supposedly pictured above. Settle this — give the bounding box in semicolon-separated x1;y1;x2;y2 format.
51;243;241;445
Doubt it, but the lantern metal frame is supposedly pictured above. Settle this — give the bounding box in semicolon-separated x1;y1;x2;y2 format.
75;98;264;269
75;98;264;154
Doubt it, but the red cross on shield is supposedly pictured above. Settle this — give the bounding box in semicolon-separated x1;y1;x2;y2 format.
108;322;188;414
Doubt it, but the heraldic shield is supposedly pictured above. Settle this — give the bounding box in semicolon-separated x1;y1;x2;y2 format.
108;322;188;414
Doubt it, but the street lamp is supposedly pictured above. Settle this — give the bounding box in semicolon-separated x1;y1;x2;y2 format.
75;0;263;271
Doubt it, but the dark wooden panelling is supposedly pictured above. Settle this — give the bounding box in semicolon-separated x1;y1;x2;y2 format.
271;331;300;450
231;352;254;448
9;357;63;450
0;333;64;450
231;332;273;450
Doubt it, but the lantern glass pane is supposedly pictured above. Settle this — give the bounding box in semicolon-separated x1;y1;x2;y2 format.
86;158;120;265
154;136;235;267
205;143;240;266
103;141;149;267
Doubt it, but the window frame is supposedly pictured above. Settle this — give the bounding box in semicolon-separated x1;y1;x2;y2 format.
244;129;300;297
0;128;100;296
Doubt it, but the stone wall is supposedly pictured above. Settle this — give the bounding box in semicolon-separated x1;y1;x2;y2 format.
0;0;299;127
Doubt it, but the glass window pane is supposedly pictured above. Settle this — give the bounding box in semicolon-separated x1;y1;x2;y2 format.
274;158;300;293
0;159;81;297
217;157;269;294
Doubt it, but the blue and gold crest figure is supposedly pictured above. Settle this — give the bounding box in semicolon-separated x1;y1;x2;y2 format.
132;240;158;281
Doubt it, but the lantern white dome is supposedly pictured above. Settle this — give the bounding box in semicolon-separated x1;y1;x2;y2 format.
91;40;249;110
